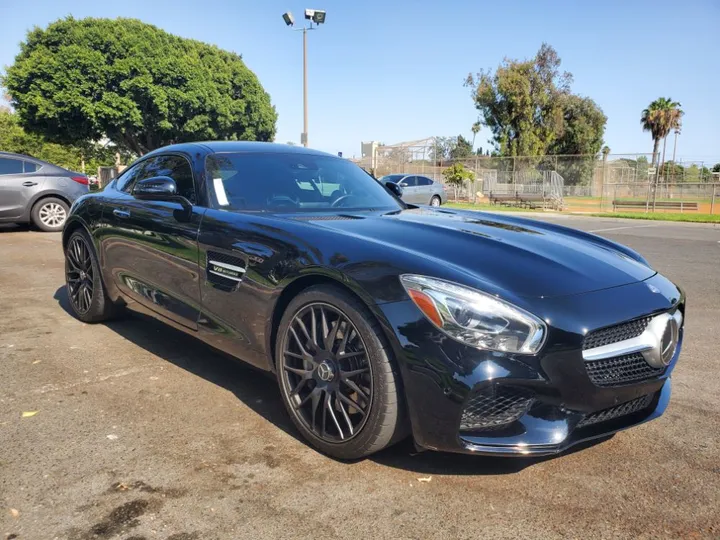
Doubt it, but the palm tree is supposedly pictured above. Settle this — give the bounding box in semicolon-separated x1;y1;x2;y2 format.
641;98;683;167
471;120;481;149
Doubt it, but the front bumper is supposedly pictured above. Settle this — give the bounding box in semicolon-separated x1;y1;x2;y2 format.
378;273;684;456
459;379;670;456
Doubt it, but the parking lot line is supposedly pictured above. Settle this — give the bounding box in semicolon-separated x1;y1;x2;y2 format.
587;224;659;233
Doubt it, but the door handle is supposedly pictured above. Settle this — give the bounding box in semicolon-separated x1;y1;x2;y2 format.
113;209;131;219
22;181;38;187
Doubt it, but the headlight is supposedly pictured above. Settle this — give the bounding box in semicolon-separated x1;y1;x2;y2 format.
400;275;546;354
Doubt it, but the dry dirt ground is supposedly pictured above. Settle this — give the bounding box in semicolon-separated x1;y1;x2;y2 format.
1;216;719;539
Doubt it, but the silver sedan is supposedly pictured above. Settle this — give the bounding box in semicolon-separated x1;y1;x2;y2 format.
0;151;89;231
379;174;446;206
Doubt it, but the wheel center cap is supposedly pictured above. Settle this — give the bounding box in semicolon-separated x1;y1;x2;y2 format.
80;271;87;279
317;361;335;382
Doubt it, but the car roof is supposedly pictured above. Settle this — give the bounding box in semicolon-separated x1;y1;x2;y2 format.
0;150;41;162
0;151;70;172
143;141;338;159
382;173;431;179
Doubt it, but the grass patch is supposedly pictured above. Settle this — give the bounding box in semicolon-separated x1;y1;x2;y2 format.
444;202;541;212
586;212;720;223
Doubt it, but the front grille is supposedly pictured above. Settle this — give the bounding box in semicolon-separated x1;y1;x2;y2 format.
577;393;654;428
460;386;534;431
585;352;665;387
583;316;652;350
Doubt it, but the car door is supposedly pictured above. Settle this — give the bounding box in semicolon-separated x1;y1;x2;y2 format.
103;153;205;330
415;176;433;204
0;157;45;219
193;151;316;370
399;175;419;203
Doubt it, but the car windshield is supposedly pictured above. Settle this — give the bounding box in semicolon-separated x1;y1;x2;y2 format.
206;152;403;212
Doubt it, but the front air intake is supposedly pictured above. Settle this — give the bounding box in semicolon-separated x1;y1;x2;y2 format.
577;393;654;428
459;386;535;432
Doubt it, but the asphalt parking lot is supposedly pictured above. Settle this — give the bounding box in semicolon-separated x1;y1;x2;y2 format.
1;215;719;539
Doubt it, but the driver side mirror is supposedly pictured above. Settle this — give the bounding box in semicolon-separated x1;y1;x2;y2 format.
133;176;192;212
385;181;403;198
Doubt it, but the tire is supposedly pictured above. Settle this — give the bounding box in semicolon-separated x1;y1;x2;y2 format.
275;285;406;459
31;197;69;232
430;195;441;207
65;229;120;323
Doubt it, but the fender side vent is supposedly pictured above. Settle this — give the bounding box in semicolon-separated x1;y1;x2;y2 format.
206;250;246;290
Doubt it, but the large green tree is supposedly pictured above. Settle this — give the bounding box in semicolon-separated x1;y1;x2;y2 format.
430;134;475;163
549;94;607;185
549;94;607;155
0;108;123;172
465;44;606;161
450;134;474;159
641;97;683;167
2;17;277;155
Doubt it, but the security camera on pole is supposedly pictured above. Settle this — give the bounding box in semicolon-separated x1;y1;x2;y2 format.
282;9;327;148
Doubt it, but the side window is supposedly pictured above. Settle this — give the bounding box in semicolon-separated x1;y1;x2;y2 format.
417;177;432;186
400;176;417;187
0;158;24;175
116;162;146;192
23;161;39;173
136;155;196;203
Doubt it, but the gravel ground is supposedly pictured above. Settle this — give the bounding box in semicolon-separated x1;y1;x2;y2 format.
1;216;719;540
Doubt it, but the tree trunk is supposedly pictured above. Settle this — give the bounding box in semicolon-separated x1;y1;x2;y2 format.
652;137;660;167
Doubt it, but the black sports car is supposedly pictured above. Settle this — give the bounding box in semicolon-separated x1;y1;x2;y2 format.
62;142;685;459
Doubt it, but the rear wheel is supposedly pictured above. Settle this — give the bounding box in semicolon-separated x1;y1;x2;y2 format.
32;197;69;232
430;195;441;207
65;230;119;323
276;285;406;459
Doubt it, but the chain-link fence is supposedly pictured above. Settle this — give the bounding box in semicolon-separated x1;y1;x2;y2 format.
354;145;719;214
597;182;719;214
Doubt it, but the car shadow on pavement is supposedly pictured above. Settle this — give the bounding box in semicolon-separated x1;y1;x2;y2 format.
54;285;610;476
0;223;31;233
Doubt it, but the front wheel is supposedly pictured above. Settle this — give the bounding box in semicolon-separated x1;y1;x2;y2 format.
430;195;441;207
276;285;406;459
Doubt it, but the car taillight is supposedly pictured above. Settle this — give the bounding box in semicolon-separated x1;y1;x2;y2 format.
71;176;89;185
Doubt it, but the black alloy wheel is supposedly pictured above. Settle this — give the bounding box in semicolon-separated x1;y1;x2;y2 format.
66;235;95;314
64;230;119;323
281;302;373;442
276;285;406;459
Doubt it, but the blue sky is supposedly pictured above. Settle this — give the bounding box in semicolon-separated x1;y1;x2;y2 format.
1;0;719;163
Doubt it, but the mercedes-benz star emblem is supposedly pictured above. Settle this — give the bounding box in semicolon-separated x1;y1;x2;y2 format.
641;313;680;368
660;319;679;365
317;361;335;382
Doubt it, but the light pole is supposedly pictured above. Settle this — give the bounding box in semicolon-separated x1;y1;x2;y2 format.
671;125;681;182
282;9;327;148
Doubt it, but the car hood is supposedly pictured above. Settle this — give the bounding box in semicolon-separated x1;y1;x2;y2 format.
297;208;655;298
